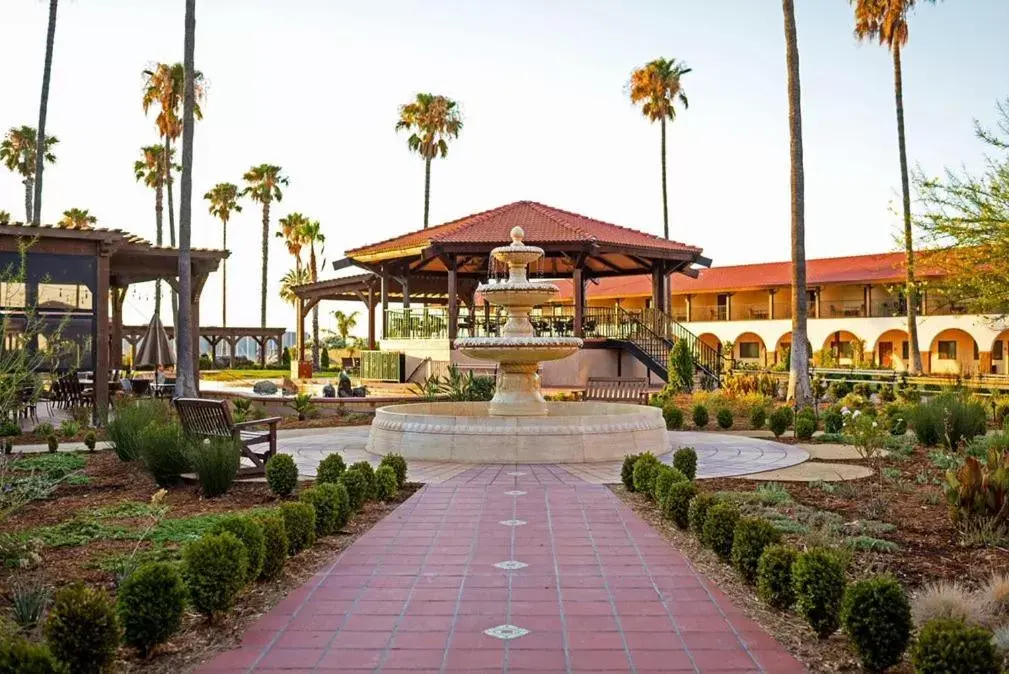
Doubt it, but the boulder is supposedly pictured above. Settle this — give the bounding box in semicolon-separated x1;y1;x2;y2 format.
253;380;278;395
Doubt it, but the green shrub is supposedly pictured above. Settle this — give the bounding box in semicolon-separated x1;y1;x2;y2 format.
910;618;999;674
621;454;641;492
379;454;408;488
46;434;58;453
183;532;248;618
256;514;288;581
332;482;351;530
315;453;346;485
632;453;661;496
793;548;847;638
117;562;186;657
749;406;766;430
823;410;843;434
768;408;790;438
716;408;733;430
910;393;987;449
339;469;368;512
266;453;299;497
348;461;376;499
299;484;342;536
83;431;97;452
651;465;686;504
840;576;912;672
795;417;815;440
670;338;694;392
757;544;798;610
0;638;65;673
731;518;781;584
188;437;240;498
138;421;190;487
702;502;740;562
375;465;399;501
688;492;717;537
211;516;266;582
279;502;316;554
692;404;709;428
43;583;120;674
663;480;697;529
108;399;170;462
673;447;697;480
662;405;684;430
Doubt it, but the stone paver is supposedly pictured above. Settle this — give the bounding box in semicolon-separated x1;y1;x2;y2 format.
198;465;805;673
736;461;872;482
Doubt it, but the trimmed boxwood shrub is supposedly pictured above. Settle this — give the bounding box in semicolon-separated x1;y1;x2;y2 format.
375;465;399;501
332;482;351;530
692;404;709;429
632;453;661;496
702;502;740;561
0;638;64;673
910;617;999;674
266;454;299;497
212;516;266;582
731;518;781;584
315;453;346;485
299;484;342;536
749;406;766;430
823;410;843;434
663;405;684;430
43;583;120;674
757;544;798;610
768;408;790;438
279;502;316;554
256;514;288;581
621;454;641;492
795;417;815;440
117;561;186;657
716;408;733;430
793;548;847;639
183;532;248;618
663;480;697;529
339;469;368;512
673;447;697;480
688;492;717;537
652;465;686;505
380;454;408;488
840;576;912;672
348;461;377;499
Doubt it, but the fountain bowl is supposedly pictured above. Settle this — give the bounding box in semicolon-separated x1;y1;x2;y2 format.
366;401;667;463
454;337;582;364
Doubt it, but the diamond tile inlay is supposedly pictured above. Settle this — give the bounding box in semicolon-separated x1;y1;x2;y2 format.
493;560;528;570
507;471;526;476
499;519;526;527
504;490;526;496
483;624;530;641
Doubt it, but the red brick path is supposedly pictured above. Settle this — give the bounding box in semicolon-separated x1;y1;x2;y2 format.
198;465;805;673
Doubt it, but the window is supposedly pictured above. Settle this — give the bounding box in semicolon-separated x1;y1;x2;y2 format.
738;341;760;359
0;282;26;308
902;341;909;360
995;341;1004;360
37;283;93;311
974;340;979;360
836;341;854;359
937;340;957;360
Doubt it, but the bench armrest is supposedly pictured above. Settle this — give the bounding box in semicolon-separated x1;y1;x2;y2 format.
233;417;282;430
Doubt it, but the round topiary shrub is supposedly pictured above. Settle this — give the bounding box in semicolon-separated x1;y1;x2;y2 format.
673;447;697;480
651;465;687;505
256;514;288;581
632;453;661;496
183;532;248;618
621;454;641;492
663;480;697;529
701;501;740;562
823;410;843;434
379;454;408;488
266;453;299;497
0;638;64;673
795;417;815;440
757;544;799;610
375;465;399;501
910;617;999;674
279;501;316;554
332;482;351;530
315;453;346;485
348;461;377;499
731;517;781;584
43;582;120;674
716;408;733;430
749;406;766;430
663;405;684;430
793;548;847;639
339;469;368;512
212;516;266;583
299;484;341;536
841;576;912;672
117;561;186;657
688;492;717;537
692;404;709;429
768;408;790;438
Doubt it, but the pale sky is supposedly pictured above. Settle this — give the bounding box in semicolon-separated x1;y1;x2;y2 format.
2;0;1006;333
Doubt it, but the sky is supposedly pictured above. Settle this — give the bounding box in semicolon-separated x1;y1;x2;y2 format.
1;0;1007;334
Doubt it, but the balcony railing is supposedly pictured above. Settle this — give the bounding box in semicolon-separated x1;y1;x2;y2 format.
384;306;644;341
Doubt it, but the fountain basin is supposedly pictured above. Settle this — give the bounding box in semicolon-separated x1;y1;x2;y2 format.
455;337;583;364
366;401;667;463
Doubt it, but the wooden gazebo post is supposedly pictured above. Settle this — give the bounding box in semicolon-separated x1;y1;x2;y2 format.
95;244;111;423
367;285;377;350
572;266;585;338
447;256;458;343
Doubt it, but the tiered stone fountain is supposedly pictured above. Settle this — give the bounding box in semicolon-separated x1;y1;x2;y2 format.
366;227;666;463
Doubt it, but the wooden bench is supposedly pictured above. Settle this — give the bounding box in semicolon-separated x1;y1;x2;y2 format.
174;398;282;476
576;377;650;405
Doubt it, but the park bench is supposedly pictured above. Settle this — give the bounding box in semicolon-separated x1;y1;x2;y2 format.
174;398;281;476
576;377;650;405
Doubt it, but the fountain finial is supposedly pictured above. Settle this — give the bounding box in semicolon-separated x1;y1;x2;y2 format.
510;226;525;245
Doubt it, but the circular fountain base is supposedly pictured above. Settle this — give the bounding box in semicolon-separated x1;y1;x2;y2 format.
366;401;667;463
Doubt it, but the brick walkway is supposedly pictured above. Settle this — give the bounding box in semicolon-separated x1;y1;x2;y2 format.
198;465;805;673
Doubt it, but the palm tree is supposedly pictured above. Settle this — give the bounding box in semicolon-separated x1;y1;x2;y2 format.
850;0;934;375
276;212;310;272
59;208;96;230
298;219;326;368
628;58;691;240
32;0;58;227
395;93;463;227
175;0;198;398
279;267;311;306
204;183;242;335
782;0;812;406
333;310;359;343
1;126;58;223
242;164;289;328
134;144;178;317
0;210;12;225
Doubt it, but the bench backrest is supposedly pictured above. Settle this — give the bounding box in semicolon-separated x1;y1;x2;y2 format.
174;398;234;438
584;377;648;402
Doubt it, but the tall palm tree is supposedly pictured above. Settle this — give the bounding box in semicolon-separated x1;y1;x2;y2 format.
333;309;359;342
1;126;57;223
32;0;58;227
204;182;242;335
175;0;198;398
0;211;10;225
134;144;178;317
276;212;310;273
242;165;289;328
279;267;311;306
298;219;326;368
59;208;96;230
628;58;691;240
395;93;463;227
782;0;812;406
850;0;934;375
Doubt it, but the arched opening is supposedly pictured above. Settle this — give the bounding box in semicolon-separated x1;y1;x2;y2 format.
874;329;910;371
732;331;767;367
929;328;979;376
991;331;1009;375
697;332;721;352
819;330;867;367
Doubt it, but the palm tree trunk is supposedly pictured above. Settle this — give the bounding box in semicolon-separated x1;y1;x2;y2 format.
894;45;923;374
310;245;319;368
423;158;432;228
32;0;57;227
24;178;33;224
260;201;270;329
783;0;812;407
164;137;179;328
154;179;164;318
175;0;197;398
661;116;669;240
221;217;227;329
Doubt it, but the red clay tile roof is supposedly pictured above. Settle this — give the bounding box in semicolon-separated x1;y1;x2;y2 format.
345;201;702;259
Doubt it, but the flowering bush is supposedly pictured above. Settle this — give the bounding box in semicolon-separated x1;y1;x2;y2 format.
841;407;887;464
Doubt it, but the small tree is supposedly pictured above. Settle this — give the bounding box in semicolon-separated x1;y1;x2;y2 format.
669;338;694;392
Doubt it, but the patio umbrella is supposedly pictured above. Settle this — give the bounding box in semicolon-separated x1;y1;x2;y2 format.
136;314;176;367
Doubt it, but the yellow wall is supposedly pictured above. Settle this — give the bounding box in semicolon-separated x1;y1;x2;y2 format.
874;329;909;371
929;329;979;376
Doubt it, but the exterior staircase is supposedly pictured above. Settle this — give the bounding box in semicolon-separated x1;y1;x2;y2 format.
611;307;722;388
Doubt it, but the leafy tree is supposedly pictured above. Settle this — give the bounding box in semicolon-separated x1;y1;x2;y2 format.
135;144;178;317
333;310;360;343
276;212;309;273
0;211;10;224
279;267;311;307
0;125;57;223
242;164;289;331
396;93;463;227
204;183;242;335
58;208;96;229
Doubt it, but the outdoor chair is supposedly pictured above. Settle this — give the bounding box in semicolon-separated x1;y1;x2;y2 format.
174;398;281;476
576;377;650;405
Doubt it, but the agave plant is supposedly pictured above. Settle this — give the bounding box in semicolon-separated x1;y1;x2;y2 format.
287;392;317;421
945;449;1009;526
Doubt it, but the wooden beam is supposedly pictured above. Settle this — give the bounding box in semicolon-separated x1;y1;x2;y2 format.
447;256;458;343
367;285;376;350
95;249;111;424
573;267;585;338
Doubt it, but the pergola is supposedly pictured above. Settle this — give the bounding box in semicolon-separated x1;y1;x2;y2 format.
292;201;708;358
121;325;286;367
0;222;227;418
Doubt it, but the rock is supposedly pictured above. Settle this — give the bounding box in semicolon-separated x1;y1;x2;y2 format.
281;377;299;394
253;380;278;395
322;384;336;398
